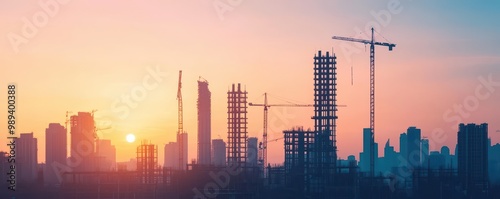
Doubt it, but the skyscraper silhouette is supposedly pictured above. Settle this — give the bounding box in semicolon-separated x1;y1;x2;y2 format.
247;137;258;166
70;112;95;172
406;127;421;168
45;123;66;185
96;139;116;171
164;142;178;169
399;132;407;168
212;139;226;166
17;132;38;184
458;123;489;197
197;78;211;165
421;138;429;166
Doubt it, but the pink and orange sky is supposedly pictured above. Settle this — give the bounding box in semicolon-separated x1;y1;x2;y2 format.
1;1;499;165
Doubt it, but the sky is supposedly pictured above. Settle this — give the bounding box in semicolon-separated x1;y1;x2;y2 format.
1;0;499;165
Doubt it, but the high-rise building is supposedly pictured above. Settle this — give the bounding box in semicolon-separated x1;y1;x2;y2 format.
360;128;379;172
17;132;38;184
164;142;178;169
421;138;429;166
247;137;258;166
399;132;407;167
489;143;500;183
457;123;488;196
406;127;421;168
440;146;452;168
177;133;188;170
70;112;95;171
96;139;116;171
360;128;371;172
382;139;396;172
428;151;445;169
227;83;248;168
212;139;226;166
197;79;211;165
45;123;67;185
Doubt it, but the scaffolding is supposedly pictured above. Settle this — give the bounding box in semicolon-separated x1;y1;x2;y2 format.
310;50;338;194
227;83;248;168
137;140;160;184
284;127;315;195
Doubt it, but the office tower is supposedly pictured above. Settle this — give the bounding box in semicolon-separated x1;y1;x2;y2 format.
406;127;421;168
360;128;371;172
177;133;188;170
428;151;445;169
164;142;178;169
18;132;38;184
212;139;226;166
489;143;500;183
399;132;407;167
383;139;396;171
70;112;95;171
457;123;488;196
96;139;116;171
421;138;429;166
45;123;67;185
197;78;211;165
247;137;258;166
360;128;379;172
440;146;452;168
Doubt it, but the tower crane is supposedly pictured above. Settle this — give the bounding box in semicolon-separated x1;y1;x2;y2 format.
332;28;396;177
249;93;346;176
177;70;184;170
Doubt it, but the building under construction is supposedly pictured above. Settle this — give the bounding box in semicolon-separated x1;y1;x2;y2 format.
284;127;315;195
227;83;248;168
137;140;161;184
311;50;338;195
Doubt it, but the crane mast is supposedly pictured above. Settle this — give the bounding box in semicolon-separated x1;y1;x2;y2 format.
263;93;268;170
177;70;183;170
332;28;396;177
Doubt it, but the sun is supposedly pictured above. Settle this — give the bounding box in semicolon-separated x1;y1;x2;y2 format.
126;134;136;143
